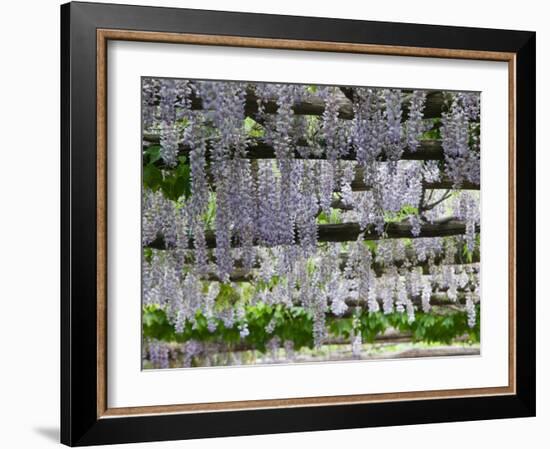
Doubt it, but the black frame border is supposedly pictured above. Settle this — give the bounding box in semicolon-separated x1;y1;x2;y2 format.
61;2;536;446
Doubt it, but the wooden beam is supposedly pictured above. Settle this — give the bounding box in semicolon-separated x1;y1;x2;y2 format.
143;134;447;163
151;89;466;122
146;219;478;250
200;252;480;282
350;168;479;191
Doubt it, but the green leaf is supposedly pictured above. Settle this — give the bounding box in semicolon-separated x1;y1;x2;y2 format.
142;302;480;351
462;243;474;263
143;145;162;164
143;247;153;263
143;164;162;191
244;117;265;138
157;158;192;201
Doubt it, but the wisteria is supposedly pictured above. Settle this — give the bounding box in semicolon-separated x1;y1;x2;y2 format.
406;90;429;151
141;78;481;368
441;92;481;187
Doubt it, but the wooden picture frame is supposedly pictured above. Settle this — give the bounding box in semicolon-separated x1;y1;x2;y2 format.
61;1;535;446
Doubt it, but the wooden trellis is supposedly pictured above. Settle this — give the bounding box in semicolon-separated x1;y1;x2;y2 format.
143;87;479;256
142;85;481;359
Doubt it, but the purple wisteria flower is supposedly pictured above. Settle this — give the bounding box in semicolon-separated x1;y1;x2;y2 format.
141;78;481;367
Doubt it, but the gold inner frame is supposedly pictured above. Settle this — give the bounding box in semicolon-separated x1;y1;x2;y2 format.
96;29;517;419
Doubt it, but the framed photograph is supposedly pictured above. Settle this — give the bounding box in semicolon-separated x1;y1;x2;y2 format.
61;1;536;446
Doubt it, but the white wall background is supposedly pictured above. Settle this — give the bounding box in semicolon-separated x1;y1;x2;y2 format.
0;0;545;447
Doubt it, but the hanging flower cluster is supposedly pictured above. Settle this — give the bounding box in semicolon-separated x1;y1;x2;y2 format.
141;78;481;367
143;235;480;352
441;92;481;187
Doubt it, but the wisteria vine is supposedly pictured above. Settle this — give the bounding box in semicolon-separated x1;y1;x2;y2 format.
141;78;481;368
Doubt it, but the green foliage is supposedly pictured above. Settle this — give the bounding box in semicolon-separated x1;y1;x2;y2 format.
384;205;419;223
203;192;217;228
469;122;480;150
463;243;473;263
142;305;178;342
244;117;265;138
142;303;316;352
254;275;282;293
143;144;162;165
317;208;342;224
143;155;192;201
363;240;378;253
143;164;163;190
214;282;242;309
388;308;480;344
143;303;480;353
421;118;441;140
305;115;320;141
329;308;480;345
462;234;480;264
143;247;153;263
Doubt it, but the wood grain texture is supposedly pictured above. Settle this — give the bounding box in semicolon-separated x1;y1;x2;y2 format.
101;385;512;418
508;56;517;393
96;29;108;419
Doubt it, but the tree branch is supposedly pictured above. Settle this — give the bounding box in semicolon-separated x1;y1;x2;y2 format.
421;189;453;212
